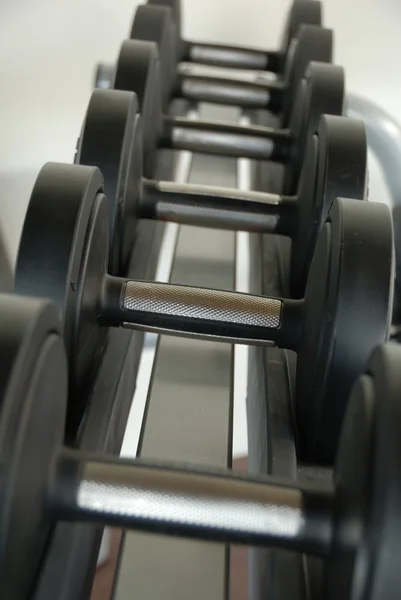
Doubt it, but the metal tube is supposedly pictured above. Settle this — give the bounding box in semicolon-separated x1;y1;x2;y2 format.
140;179;284;233
100;276;303;348
176;73;282;109
161;117;291;162
52;450;333;555
187;43;272;72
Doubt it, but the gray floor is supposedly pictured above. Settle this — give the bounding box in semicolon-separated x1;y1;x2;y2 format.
113;106;238;600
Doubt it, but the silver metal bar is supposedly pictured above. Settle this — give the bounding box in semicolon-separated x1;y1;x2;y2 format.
170;125;276;159
55;453;333;555
189;44;268;71
347;93;401;206
121;280;282;330
141;179;282;232
180;75;271;108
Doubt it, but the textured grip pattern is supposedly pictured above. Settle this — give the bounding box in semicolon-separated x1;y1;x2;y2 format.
77;462;304;541
122;281;282;329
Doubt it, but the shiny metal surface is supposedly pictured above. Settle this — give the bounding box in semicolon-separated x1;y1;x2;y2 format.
121;280;282;330
180;75;270;108
154;200;279;232
122;322;276;347
189;44;268;71
73;460;305;546
142;179;281;232
155;180;281;205
171;125;275;159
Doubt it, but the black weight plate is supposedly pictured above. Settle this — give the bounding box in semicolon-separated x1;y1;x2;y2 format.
285;61;344;195
324;372;375;600
291;114;368;298
281;1;322;52
282;25;332;126
76;89;140;275
130;4;175;106
347;345;401;600
15;163;107;410
298;198;394;464
0;296;67;600
147;0;182;58
114;39;162;176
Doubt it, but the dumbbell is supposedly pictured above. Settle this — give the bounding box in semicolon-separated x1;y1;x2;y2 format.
76;87;367;299
97;5;332;126
146;0;322;71
1;294;399;600
15;162;392;462
105;38;344;183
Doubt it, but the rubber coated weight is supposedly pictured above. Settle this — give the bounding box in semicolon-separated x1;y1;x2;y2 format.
146;0;321;64
323;343;401;600
15;164;390;463
75;90;141;275
131;6;332;125
0;295;67;600
281;1;322;53
131;4;175;107
98;4;331;123
76;86;365;298
297;198;393;462
1;303;401;600
15;163;107;415
113;38;343;184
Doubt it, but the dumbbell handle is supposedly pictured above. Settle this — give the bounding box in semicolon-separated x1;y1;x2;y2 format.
140;179;296;234
174;72;284;110
181;40;282;73
161;116;292;161
100;277;302;348
51;449;333;555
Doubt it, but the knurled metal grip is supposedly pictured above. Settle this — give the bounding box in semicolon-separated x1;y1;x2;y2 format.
122;281;282;330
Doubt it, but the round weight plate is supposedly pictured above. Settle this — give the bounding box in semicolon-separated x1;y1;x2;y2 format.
291;114;368;298
342;345;401;600
130;4;175;106
114;39;162;176
285;61;344;195
15;163;107;411
297;198;394;464
76;89;140;275
280;0;322;53
282;25;332;126
147;0;182;59
323;373;375;600
0;296;67;600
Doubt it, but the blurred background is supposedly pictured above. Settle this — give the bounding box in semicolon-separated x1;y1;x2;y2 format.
0;0;399;263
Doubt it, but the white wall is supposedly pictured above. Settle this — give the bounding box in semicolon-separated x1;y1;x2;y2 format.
0;0;399;261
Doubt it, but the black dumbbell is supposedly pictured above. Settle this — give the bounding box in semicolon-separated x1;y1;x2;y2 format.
75;87;367;300
146;0;322;71
97;5;332;126
1;294;399;600
15;163;392;461
105;38;344;183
